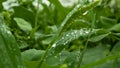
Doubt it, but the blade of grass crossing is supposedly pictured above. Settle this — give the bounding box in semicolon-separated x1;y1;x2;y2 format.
37;0;101;68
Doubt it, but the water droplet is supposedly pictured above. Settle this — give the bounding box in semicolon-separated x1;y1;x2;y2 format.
63;42;67;45
54;56;57;58
27;36;30;39
62;37;65;39
7;31;11;34
59;53;62;56
52;43;57;47
83;11;88;15
74;30;78;34
76;4;80;8
66;34;69;37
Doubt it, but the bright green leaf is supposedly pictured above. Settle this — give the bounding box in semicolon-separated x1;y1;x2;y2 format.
14;17;32;32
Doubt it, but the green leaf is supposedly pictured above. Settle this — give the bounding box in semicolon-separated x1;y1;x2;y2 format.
45;55;60;66
89;33;109;42
111;41;120;55
14;17;32;33
45;51;69;66
81;54;120;68
50;28;98;55
23;61;39;68
109;23;120;32
21;49;44;61
81;45;120;68
0;14;24;68
38;1;101;67
82;45;109;65
80;43;120;68
49;0;67;17
65;51;80;68
18;40;29;49
70;19;91;29
13;6;35;25
100;16;117;29
24;61;59;68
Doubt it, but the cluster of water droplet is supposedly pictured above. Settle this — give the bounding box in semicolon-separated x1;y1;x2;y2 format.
52;28;94;48
46;28;99;66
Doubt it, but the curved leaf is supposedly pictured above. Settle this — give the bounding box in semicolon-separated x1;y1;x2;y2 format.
14;17;32;33
0;14;24;68
50;28;99;55
89;33;109;42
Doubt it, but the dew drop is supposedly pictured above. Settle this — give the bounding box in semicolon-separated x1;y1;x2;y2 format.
62;37;65;39
74;30;78;34
7;31;11;34
66;34;69;37
54;56;57;58
27;36;30;39
52;43;57;47
85;31;89;34
83;11;88;15
63;42;66;45
59;53;62;56
76;4;81;8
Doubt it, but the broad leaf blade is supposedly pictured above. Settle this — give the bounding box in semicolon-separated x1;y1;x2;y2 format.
14;17;32;33
0;14;24;68
21;49;44;61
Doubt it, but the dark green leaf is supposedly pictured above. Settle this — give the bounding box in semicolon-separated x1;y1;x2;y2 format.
100;16;117;29
13;6;35;26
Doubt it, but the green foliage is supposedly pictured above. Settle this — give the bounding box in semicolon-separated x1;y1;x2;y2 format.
14;17;32;33
0;0;120;68
0;14;23;68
